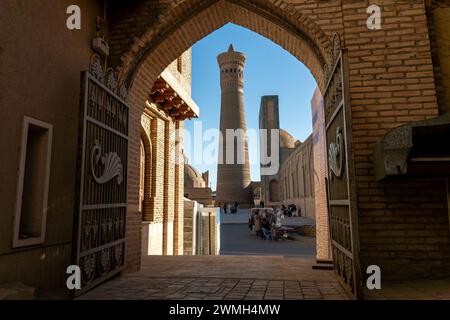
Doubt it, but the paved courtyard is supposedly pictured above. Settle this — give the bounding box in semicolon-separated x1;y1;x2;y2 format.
80;211;337;300
220;208;317;258
80;256;351;300
220;223;316;257
79;210;450;301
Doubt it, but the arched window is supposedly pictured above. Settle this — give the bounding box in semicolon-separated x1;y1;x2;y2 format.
304;161;311;197
291;173;295;199
269;179;280;202
140;126;153;221
139;140;145;213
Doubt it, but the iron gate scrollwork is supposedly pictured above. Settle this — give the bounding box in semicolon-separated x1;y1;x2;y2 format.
324;34;362;298
74;54;129;295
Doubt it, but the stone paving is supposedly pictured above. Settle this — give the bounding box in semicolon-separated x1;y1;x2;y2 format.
80;256;351;300
78;213;450;301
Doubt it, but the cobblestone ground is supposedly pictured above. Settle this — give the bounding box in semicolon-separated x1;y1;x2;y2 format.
80;256;351;300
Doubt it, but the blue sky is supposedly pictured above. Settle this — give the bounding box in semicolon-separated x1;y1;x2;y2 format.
186;23;317;190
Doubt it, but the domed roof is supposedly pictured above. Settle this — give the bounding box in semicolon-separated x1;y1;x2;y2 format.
184;163;206;188
280;129;300;149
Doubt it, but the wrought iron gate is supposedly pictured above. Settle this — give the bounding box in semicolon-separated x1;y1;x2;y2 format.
73;54;129;295
324;34;362;298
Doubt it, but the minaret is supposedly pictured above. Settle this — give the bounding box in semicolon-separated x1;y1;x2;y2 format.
216;44;253;207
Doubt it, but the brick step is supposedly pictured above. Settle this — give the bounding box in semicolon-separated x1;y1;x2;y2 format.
312;259;334;270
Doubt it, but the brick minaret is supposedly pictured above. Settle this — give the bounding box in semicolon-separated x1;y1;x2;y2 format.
216;44;253;207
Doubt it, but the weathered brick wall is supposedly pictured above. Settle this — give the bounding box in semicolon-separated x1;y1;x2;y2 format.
112;0;450;279
279;135;315;220
259;95;282;208
311;87;330;261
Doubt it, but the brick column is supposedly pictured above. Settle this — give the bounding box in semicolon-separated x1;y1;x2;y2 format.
124;104;142;272
174;121;184;255
149;117;165;255
163;120;175;255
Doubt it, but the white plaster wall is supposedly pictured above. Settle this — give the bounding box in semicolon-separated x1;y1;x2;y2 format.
141;222;164;256
165;221;174;255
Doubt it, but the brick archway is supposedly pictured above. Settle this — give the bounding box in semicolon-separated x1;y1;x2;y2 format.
111;0;333;93
269;179;280;202
104;0;449;294
116;0;337;272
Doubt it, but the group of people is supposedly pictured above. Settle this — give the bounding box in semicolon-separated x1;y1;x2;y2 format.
220;202;239;214
248;208;286;241
281;204;298;217
258;202;299;217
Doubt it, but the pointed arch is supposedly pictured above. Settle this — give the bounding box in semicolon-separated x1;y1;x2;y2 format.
140;125;153;221
112;0;333;95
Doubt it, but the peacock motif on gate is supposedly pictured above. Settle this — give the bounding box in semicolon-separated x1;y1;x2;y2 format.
328;127;345;179
90;140;123;185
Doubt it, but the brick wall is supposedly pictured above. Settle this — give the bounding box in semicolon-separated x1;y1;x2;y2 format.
151;117;166;224
279;135;315;220
342;0;449;279
259;95;282;208
358;179;450;279
166;50;193;95
311;87;331;261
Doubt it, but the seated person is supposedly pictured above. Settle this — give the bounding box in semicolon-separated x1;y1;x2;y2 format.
267;210;276;226
291;204;299;217
248;210;255;231
275;209;284;228
260;217;272;241
254;213;261;237
281;205;290;217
